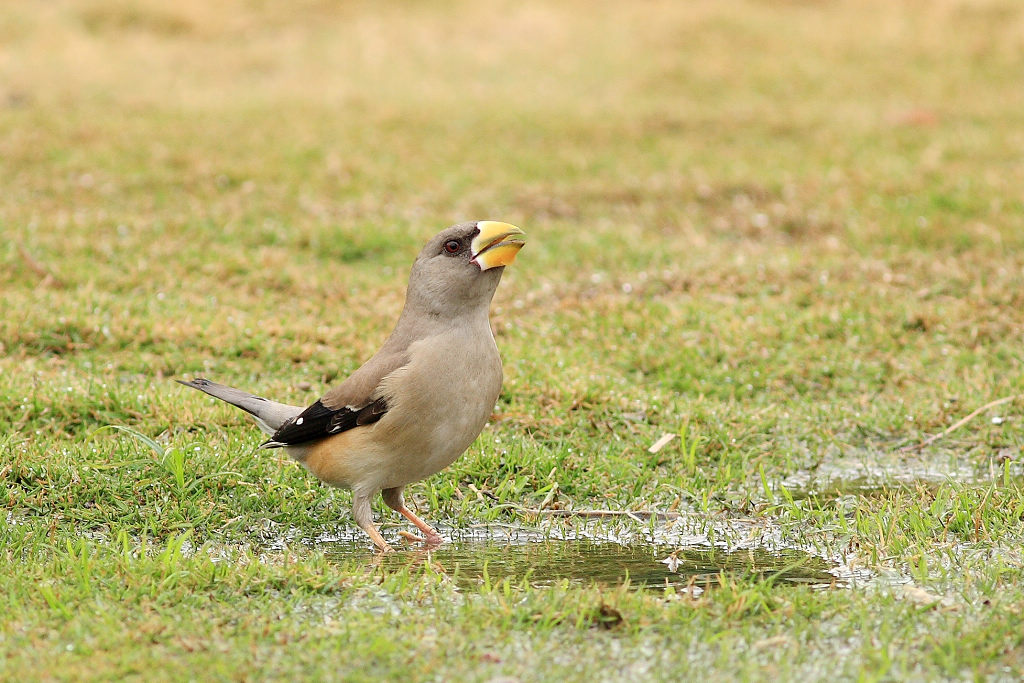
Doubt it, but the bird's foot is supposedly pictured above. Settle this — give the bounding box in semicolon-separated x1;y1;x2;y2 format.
399;530;424;544
398;530;443;547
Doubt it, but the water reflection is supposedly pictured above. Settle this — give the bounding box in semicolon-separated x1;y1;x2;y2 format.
320;536;839;590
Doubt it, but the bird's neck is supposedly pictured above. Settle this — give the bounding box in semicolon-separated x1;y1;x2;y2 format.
392;298;492;340
397;301;489;331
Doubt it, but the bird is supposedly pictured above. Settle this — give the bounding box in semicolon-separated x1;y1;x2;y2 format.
177;221;526;552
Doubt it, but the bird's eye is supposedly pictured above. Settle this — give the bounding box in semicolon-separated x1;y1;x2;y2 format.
443;240;461;254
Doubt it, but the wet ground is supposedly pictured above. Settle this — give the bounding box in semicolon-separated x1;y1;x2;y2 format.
246;455;1022;593
233;453;1022;597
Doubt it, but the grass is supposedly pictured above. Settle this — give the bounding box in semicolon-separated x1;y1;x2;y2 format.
2;0;1024;679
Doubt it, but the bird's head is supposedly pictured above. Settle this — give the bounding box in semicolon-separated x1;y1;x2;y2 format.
405;221;526;319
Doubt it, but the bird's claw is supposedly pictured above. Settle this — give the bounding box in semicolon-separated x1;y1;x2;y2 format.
398;530;443;547
399;530;425;543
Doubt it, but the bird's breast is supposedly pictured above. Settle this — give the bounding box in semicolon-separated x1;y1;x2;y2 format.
373;327;502;487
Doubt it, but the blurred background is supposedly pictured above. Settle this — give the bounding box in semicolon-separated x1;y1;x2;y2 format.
2;0;1022;465
5;0;1021;271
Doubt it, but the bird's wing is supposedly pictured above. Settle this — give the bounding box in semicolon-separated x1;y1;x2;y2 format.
259;396;389;448
260;349;408;449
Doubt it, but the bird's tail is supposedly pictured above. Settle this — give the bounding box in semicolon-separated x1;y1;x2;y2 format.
176;378;303;435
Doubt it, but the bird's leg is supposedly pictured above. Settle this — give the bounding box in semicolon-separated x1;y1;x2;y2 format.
381;487;443;547
351;492;393;553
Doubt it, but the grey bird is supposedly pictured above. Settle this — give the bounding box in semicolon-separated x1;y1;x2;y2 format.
178;221;526;552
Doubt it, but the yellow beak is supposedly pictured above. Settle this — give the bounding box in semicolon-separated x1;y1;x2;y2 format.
471;221;526;271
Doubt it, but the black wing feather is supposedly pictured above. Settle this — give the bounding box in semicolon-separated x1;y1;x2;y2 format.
260;397;388;448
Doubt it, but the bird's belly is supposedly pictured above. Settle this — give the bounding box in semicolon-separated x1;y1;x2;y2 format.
383;436;469;488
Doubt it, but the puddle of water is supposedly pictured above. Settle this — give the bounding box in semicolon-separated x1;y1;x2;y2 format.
780;458;1024;502
783;475;917;502
319;535;840;591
